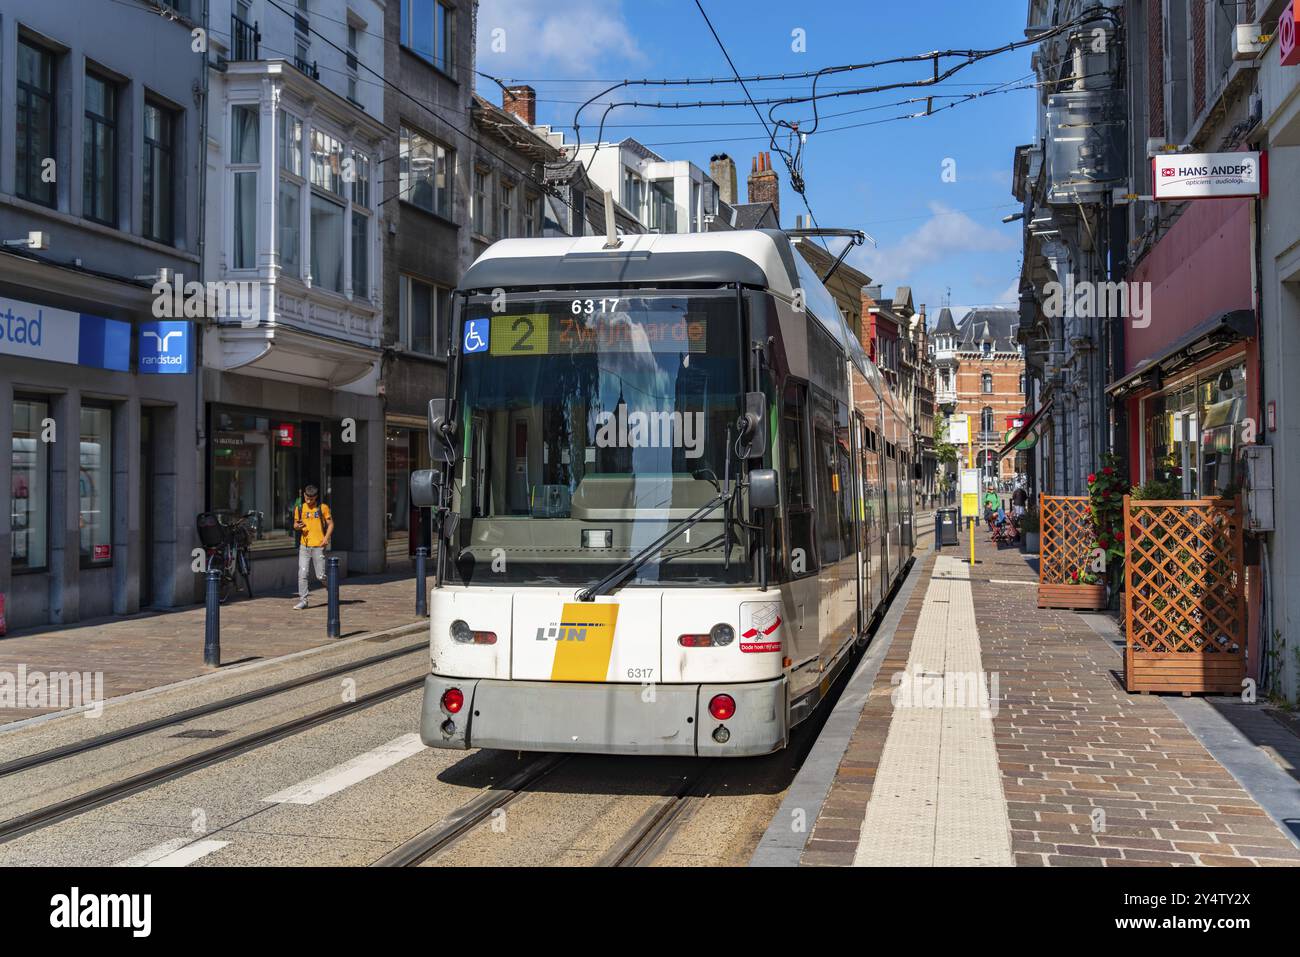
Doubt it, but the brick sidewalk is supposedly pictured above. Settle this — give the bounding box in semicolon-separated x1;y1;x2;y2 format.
0;572;426;724
799;531;1300;867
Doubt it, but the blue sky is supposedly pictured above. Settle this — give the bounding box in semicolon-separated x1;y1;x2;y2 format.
475;0;1036;322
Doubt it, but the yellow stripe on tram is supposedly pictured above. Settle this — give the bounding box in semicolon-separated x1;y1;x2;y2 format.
550;603;620;681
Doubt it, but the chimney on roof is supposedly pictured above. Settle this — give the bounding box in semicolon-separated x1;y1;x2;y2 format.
709;153;737;206
503;85;536;125
747;151;779;225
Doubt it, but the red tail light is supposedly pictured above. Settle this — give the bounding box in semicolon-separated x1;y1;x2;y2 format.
441;688;464;714
708;694;736;721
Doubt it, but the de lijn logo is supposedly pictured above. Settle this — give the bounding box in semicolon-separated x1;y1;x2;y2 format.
138;321;191;374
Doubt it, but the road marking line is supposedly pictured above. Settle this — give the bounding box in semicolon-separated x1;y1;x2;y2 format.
264;733;425;806
118;838;229;867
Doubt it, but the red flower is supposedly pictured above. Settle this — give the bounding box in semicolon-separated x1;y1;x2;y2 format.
1102;466;1114;476
1098;536;1110;548
1115;530;1124;541
1101;490;1110;500
1088;473;1097;483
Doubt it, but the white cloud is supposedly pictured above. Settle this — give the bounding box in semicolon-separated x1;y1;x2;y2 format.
476;0;645;79
847;201;1016;287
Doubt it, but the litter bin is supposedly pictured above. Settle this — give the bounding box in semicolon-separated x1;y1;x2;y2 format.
935;508;959;548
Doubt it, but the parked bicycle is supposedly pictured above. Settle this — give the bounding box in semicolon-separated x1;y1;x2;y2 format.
197;510;262;603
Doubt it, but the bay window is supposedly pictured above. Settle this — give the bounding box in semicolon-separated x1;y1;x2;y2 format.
278;179;301;274
351;210;368;298
310;193;345;294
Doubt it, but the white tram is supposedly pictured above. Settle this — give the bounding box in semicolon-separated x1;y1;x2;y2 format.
410;230;915;756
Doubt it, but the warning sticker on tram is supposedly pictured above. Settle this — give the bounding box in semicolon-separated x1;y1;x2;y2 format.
472;313;707;356
739;602;784;654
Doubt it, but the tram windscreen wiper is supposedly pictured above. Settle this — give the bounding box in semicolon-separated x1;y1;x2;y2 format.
575;490;730;602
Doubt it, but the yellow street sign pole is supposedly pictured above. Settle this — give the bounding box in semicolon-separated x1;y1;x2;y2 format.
967;414;975;566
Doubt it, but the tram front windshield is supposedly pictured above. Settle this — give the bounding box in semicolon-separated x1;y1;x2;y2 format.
449;291;750;586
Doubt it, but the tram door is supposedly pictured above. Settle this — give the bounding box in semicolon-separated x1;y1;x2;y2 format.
852;412;868;634
508;416;530;514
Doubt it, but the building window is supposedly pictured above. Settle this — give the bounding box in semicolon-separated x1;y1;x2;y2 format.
524;192;541;237
346;24;360;102
16;40;57;207
310;128;345;195
12;396;50;572
80;405;113;566
981;406;994;433
351;210;368;298
278;109;303;177
400;0;455;73
622;167;643;215
499;181;513;238
400;275;450;356
351;150;370;207
143;101;175;244
1019;372;1026;395
399;126;451;218
472;168;489;235
231;105;259;269
310;193;345;293
982;340;992;356
83;72;118;225
981;372;993;394
278;179;300;274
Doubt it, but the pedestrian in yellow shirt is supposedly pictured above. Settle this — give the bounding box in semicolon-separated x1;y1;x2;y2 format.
293;484;334;609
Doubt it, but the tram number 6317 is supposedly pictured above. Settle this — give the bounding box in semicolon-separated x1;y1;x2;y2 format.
626;667;654;680
571;298;620;315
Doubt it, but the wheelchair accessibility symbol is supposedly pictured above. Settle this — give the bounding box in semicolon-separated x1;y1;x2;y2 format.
463;318;490;354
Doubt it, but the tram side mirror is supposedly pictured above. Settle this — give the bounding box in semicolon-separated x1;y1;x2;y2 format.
410;469;440;508
736;392;768;460
428;399;457;465
748;468;779;509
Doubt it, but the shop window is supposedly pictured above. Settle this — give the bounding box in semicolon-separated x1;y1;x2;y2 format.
1198;364;1247;498
386;427;431;541
80;405;113;566
210;409;322;548
12;397;50;571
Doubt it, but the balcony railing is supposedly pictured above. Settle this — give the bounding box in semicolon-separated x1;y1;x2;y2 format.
231;15;260;62
294;56;320;81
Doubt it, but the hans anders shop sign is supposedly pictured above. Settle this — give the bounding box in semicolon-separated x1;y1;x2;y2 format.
1152;151;1265;201
0;296;130;371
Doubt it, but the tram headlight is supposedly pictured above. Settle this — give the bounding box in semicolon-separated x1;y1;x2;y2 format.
709;623;735;646
450;619;473;643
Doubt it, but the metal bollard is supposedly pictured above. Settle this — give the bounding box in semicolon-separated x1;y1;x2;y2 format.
415;546;429;617
204;567;221;667
327;556;341;638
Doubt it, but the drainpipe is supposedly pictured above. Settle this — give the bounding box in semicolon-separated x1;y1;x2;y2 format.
195;0;210;460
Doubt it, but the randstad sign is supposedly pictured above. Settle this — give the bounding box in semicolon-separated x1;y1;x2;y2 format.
0;296;130;371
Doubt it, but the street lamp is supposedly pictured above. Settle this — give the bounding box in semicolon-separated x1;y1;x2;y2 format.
2;231;49;250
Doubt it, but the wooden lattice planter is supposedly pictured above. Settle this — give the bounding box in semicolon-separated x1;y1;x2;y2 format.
1037;496;1104;609
1123;496;1246;695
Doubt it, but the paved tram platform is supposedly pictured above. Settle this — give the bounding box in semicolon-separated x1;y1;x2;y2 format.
755;529;1300;867
0;571;427;725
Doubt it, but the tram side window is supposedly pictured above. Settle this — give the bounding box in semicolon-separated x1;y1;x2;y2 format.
782;382;817;577
811;388;842;566
836;401;855;557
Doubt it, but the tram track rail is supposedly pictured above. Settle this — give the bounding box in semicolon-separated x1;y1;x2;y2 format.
0;638;428;779
373;754;571;867
0;673;427;845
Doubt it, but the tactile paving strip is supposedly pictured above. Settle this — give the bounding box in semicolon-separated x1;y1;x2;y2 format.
854;555;1013;866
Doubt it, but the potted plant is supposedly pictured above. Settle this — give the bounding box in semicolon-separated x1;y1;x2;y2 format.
1019;507;1039;553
